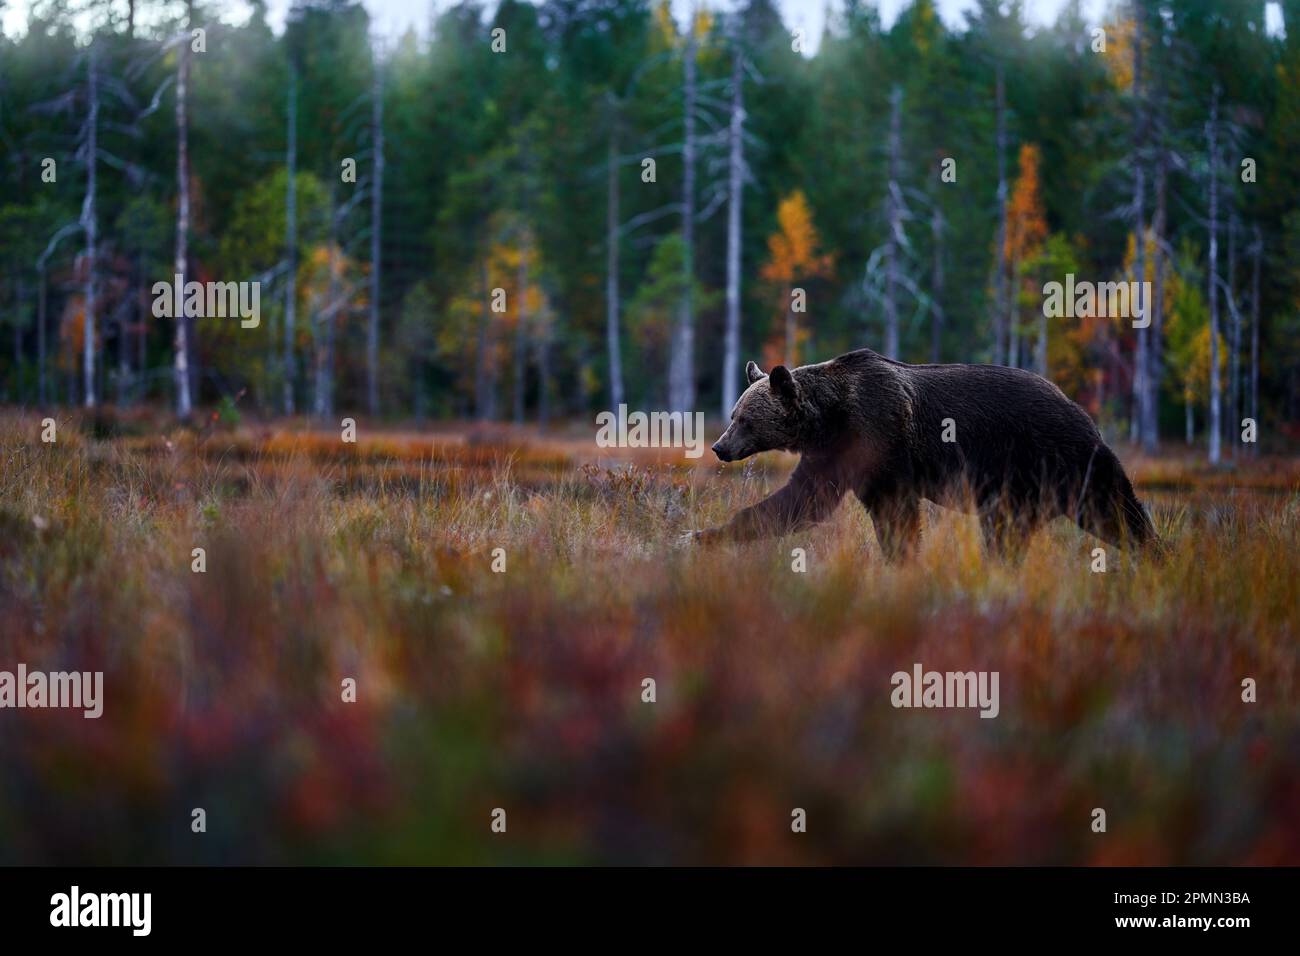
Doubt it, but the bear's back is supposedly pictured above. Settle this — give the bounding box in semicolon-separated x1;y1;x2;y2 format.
838;350;1105;502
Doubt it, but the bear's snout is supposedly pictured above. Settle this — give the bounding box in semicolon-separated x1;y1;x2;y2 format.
711;442;732;462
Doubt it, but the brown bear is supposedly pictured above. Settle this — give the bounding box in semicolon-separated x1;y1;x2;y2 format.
694;348;1158;561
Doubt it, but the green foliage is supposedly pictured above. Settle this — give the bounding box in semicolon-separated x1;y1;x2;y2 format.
0;0;1294;436
626;234;719;404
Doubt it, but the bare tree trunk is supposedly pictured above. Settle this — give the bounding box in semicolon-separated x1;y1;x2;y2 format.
1228;211;1241;457
994;63;1008;365
884;85;902;360
14;278;25;404
116;301;129;404
513;239;528;424
38;265;47;407
1131;0;1149;449
1206;86;1222;465
1250;222;1261;457
1145;5;1167;449
1007;250;1019;369
83;42;99;410
605;102;624;410
535;297;551;427
474;257;494;421
367;53;383;418
722;40;745;416
137;257;147;403
669;11;698;411
784;295;795;363
315;198;337;420
931;203;945;364
283;65;298;416
173;15;192;417
1148;138;1167;449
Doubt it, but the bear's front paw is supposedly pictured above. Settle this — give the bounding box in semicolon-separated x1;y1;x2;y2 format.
679;528;722;547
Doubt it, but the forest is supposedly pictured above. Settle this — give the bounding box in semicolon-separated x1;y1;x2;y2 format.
2;1;1300;867
0;0;1296;460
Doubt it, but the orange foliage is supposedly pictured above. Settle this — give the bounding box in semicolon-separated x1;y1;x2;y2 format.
1005;144;1047;267
759;190;834;365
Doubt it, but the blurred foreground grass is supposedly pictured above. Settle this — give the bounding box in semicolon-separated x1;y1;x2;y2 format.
0;409;1297;864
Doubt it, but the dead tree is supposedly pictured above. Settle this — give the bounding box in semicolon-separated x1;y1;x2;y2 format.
721;34;746;416
883;86;903;360
1205;85;1222;465
1228;211;1240;456
931;199;945;365
283;65;299;415
668;8;698;412
513;236;529;425
604;94;625;410
173;8;193;416
367;47;384;417
1131;0;1149;448
993;62;1009;365
1249;223;1261;457
82;41;100;408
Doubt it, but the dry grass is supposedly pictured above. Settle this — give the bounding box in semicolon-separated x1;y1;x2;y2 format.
0;410;1297;864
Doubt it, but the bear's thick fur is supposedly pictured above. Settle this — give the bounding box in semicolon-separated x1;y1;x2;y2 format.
700;348;1157;560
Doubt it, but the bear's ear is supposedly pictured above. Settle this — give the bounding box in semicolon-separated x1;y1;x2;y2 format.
745;360;766;385
769;365;799;404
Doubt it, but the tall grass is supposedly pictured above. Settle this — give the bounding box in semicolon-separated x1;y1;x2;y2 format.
0;411;1296;864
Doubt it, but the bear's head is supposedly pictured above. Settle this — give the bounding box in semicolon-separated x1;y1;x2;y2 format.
711;361;808;462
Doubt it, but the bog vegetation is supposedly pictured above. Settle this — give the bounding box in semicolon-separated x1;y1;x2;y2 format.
0;412;1296;864
0;0;1298;458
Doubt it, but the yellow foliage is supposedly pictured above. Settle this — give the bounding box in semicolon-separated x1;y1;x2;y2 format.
437;219;546;402
1185;324;1228;404
760;190;834;286
1103;17;1137;91
652;0;678;48
652;0;711;50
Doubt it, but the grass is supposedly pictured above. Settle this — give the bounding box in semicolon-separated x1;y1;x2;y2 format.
0;408;1297;864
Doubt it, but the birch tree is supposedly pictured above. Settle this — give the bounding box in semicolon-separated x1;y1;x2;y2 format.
172;3;193;416
283;65;299;415
1205;85;1222;464
1249;223;1261;457
721;29;746;416
993;62;1008;365
1130;0;1149;448
82;40;100;408
1227;211;1239;456
931;198;945;364
883;85;903;360
605;94;625;410
367;45;383;417
513;236;529;425
668;5;699;413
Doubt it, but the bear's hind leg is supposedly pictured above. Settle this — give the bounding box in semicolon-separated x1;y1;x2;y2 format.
979;505;1036;564
864;493;921;562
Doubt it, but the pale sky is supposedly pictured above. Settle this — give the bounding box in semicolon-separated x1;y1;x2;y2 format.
1;1;1108;46
1;1;1284;50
